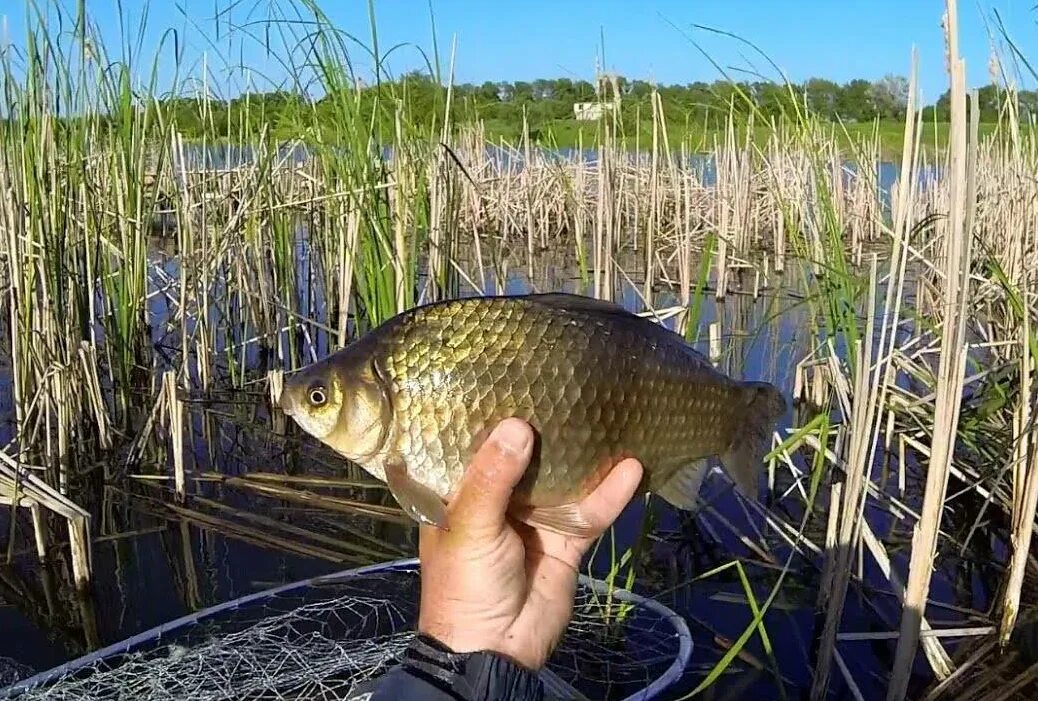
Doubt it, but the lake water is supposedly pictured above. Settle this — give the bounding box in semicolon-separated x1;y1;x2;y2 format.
0;171;1009;699
171;141;927;202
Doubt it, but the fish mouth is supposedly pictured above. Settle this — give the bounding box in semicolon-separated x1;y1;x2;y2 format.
277;389;298;416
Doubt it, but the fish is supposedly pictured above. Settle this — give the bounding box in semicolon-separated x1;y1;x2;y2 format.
278;293;787;537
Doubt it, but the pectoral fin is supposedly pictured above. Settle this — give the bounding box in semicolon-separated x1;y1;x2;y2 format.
509;502;595;539
656;460;710;511
385;462;449;529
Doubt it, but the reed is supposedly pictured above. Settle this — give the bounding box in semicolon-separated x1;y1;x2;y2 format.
3;0;1038;697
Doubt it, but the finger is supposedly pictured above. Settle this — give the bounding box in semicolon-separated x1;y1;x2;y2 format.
448;418;534;534
576;458;643;534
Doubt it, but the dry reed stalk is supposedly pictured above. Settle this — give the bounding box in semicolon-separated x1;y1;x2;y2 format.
862;51;955;676
0;451;92;590
810;259;887;701
131;490;366;564
712;117;735;301
162;372;186;502
998;300;1037;643
221;477;411;524
886;2;977;697
431;46;462;303
522;112;536;278
267;369;284;407
207;472;383;489
644;90;666;302
994;76;1038;646
708;322;722;364
187;492;396;561
393;110;415;312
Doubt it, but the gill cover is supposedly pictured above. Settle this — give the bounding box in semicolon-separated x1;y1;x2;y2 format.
322;356;394;463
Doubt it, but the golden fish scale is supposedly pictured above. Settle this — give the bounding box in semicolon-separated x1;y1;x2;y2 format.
374;297;748;506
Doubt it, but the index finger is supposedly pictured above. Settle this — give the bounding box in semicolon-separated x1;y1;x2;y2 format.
448;418;535;535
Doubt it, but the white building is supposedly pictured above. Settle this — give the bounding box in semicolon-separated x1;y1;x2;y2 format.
573;101;616;120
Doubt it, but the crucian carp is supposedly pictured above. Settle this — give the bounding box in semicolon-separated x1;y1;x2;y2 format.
279;293;787;536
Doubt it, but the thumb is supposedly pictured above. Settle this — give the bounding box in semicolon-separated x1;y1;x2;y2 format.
448;418;535;534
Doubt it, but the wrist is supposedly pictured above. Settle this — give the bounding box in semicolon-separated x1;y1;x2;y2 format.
417;621;547;672
401;633;545;701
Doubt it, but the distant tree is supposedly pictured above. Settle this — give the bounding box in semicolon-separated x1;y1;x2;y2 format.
162;96;206;135
755;82;796;119
568;80;593;101
921;83;1027;122
803;78;841;118
1018;90;1038;121
476;81;500;102
930;89;952;121
627;80;653;99
975;84;1003;121
511;81;534;102
552;78;576;102
835;79;873;121
869;75;910;120
150;72;1025;147
531;78;554;99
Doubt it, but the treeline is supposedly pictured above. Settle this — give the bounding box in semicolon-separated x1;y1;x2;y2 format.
158;72;1034;142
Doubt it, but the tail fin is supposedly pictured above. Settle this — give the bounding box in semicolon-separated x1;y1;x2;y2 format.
719;381;787;499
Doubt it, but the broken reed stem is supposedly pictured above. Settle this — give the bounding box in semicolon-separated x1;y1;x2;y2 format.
0;452;92;590
709;321;722;364
997;58;1038;645
163;372;186;502
887;2;977;697
998;251;1037;643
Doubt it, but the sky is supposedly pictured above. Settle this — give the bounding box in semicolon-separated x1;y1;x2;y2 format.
3;1;1038;105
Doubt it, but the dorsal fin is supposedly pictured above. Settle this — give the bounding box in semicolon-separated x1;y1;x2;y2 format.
522;293;710;360
522;293;637;318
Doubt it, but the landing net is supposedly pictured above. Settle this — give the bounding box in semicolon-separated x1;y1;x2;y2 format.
2;558;691;701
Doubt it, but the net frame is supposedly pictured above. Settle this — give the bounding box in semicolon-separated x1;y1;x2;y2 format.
1;557;692;700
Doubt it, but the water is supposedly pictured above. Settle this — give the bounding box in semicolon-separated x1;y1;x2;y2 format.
0;233;1015;697
171;142;932;210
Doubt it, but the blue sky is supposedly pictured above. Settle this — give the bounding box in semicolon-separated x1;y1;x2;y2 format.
3;1;1038;105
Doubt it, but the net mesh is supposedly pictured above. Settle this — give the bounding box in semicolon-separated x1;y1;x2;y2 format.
0;660;34;690
3;560;689;701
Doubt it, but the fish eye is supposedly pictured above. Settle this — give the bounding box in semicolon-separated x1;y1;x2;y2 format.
308;386;327;406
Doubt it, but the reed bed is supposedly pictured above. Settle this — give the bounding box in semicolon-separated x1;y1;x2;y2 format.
0;0;1037;698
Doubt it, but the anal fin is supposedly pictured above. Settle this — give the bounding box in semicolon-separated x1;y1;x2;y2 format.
656;460;710;511
385;461;449;529
509;503;595;539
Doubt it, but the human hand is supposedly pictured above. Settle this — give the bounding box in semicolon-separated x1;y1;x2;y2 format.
416;418;644;671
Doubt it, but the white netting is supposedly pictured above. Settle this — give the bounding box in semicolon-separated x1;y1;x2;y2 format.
0;660;33;690
2;559;690;701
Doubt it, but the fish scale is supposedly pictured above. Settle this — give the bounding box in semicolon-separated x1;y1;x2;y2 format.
279;293;787;536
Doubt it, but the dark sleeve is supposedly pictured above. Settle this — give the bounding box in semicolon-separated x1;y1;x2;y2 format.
346;663;461;700
343;634;546;701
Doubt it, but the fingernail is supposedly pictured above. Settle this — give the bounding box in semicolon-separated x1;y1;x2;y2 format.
490;418;532;456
